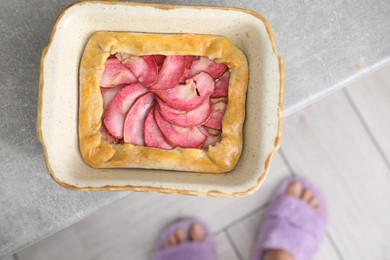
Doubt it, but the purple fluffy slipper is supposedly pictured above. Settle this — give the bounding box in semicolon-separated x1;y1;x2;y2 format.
152;219;217;260
252;177;328;260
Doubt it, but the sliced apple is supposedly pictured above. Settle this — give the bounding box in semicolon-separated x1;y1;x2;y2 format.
155;72;215;111
180;56;195;83
206;127;221;136
103;83;149;138
116;53;158;86
202;101;227;130
144;108;173;150
211;71;230;98
100;125;117;144
154;108;206;148
153;55;166;67
123;93;155;146
149;56;185;91
100;58;137;88
157;98;211;127
211;97;228;104
188;57;228;79
198;126;222;148
101;85;124;109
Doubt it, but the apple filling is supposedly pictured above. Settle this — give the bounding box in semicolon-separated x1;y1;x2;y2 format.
100;54;230;149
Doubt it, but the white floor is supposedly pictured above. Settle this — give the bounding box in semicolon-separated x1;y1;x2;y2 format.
6;63;390;260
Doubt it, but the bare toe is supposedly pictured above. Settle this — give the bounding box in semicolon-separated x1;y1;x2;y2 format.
163;240;170;249
168;234;177;247
309;197;320;211
287;182;303;198
189;224;205;242
175;228;185;244
301;188;313;203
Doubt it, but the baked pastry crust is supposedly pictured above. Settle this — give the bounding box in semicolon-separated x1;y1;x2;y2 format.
79;32;248;173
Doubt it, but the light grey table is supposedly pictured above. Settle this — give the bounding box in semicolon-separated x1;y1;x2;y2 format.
0;0;389;257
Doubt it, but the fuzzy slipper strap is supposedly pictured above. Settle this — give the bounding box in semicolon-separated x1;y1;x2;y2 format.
252;177;327;260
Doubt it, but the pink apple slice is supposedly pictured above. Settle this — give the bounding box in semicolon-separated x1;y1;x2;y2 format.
155;72;215;111
100;58;137;88
180;56;195;83
144;108;173;150
157;98;211;127
206;127;221;136
211;71;230;98
123;93;155;145
116;53;158;86
101;85;124;109
100;125;117;144
149;56;185;91
198;126;222;148
153;55;166;67
202;101;227;130
211;97;228;104
188;57;228;79
103;83;149;138
154;108;206;148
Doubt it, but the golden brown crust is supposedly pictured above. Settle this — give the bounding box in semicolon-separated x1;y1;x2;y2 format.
79;32;248;173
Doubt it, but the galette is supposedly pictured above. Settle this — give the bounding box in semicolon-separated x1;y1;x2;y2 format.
79;32;248;173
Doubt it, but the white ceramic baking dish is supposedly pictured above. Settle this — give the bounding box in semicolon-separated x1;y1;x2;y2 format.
37;1;284;197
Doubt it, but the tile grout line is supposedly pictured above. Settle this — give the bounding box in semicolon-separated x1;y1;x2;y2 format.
326;232;347;260
224;230;244;260
343;89;390;172
214;151;294;235
213;204;268;236
279;149;296;176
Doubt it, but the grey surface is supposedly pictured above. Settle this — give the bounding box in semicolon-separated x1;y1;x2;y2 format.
0;0;389;257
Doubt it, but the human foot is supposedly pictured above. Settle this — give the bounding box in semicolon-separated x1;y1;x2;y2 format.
252;177;327;260
163;223;205;249
152;219;217;260
262;182;321;260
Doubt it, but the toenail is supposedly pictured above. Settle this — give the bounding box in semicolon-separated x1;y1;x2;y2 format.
189;224;205;242
287;182;303;197
301;189;313;202
168;234;177;246
309;197;320;211
175;228;185;243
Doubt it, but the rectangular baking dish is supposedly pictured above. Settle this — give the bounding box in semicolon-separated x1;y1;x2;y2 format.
37;1;284;197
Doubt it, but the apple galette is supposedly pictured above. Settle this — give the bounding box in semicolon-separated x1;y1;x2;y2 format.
79;32;248;173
